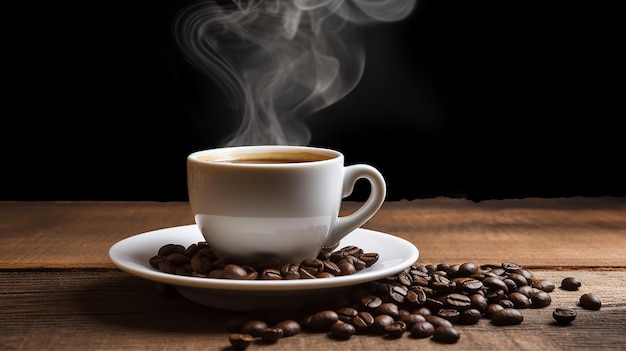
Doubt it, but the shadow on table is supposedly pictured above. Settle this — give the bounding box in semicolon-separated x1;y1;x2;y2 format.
71;271;240;334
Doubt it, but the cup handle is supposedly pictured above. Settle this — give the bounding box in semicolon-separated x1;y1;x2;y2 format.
324;164;386;246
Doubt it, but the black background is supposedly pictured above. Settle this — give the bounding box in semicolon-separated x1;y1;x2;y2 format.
3;1;624;202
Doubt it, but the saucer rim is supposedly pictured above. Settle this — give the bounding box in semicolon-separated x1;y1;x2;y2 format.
108;224;419;292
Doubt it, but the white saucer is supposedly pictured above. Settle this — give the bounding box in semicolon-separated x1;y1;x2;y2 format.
108;225;419;311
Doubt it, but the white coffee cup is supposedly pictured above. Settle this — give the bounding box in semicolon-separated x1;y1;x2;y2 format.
187;145;386;266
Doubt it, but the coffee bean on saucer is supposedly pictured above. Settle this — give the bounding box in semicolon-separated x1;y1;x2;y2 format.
552;307;577;324
158;243;185;256
579;293;602;310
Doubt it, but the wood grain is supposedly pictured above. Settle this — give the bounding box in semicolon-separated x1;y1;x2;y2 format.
1;197;624;269
1;269;624;351
1;198;625;350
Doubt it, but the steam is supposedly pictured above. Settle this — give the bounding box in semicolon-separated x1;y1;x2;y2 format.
174;0;417;146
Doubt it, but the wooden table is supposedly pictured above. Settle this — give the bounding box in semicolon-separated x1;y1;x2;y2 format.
1;198;625;350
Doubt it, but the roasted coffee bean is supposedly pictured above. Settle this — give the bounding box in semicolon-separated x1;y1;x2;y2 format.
228;333;254;350
456;277;484;293
482;276;509;293
405;287;427;307
491;308;524;326
272;320;301;337
561;277;582;291
260;268;283;280
501;261;523;273
372;314;395;334
374;303;400;318
470;293;488;312
330;245;362;262
502;278;518;292
298;267;317;279
509;292;532;309
316;272;335;278
182;243;199;257
432;325;460;343
431;274;456;294
300;258;324;275
322;260;341;275
190;253;212;273
329;321;355;340
359;252;380;267
351;311;375;333
425;297;445;311
175;263;193;276
457;262;480;277
515;268;534;285
507;273;529;288
531;291;552;308
486;289;507;303
149;255;165;269
337;260;357;276
240;320;268;337
384;321;407;338
260;327;283;342
533;279;556;292
158;244;186;256
279;264;300;279
409;321;435;338
459;308;482;325
346;255;367;270
396;271;413;286
448;264;461;276
360;294;383;309
157;261;176;274
223;264;258;280
579;293;602;310
516;285;535;298
165;253;190;266
388;284;409;304
553;307;577;324
335;307;358;323
485;303;504;318
436;309;460;323
398;313;426;328
444;293;472;310
424;315;453;329
412;307;432;316
308;310;339;331
499;299;514;309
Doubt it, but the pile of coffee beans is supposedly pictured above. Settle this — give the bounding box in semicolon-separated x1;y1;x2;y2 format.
149;241;379;280
149;247;603;349
220;262;603;349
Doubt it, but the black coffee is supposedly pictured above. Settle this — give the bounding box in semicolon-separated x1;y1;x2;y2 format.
202;151;333;164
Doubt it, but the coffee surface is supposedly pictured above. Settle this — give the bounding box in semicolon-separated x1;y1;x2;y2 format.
199;151;334;164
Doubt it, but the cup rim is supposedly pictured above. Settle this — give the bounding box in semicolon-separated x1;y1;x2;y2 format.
188;145;342;166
